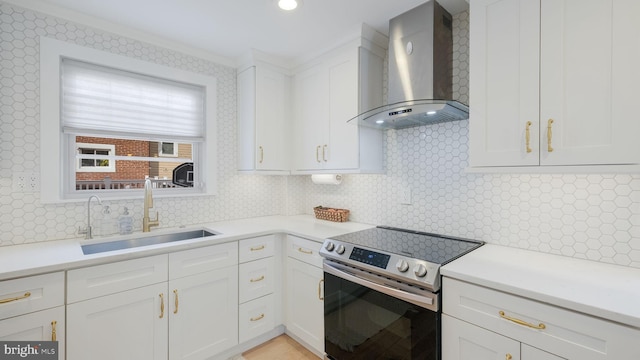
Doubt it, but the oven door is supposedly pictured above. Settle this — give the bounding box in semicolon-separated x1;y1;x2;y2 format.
323;261;440;360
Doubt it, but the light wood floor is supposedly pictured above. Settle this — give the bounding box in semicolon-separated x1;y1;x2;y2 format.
242;335;320;360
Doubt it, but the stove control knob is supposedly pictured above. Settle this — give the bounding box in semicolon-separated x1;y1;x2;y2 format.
414;264;428;277
396;260;409;273
336;244;346;255
325;242;335;252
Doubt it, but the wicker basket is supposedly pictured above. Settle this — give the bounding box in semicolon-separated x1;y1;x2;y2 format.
313;206;350;222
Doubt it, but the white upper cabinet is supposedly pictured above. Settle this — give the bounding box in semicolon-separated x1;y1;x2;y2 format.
237;54;291;174
469;0;640;169
292;26;386;173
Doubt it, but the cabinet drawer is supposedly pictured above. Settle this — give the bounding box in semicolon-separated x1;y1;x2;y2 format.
239;257;274;304
0;272;64;320
239;235;275;263
443;277;640;359
286;235;322;268
239;294;276;344
169;241;238;279
68;255;168;303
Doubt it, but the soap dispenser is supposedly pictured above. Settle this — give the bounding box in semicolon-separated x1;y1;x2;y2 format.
98;205;116;236
118;207;133;235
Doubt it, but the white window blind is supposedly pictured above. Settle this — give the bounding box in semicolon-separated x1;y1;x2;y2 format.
61;58;205;141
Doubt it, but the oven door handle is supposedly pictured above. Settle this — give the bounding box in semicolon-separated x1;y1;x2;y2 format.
323;262;436;310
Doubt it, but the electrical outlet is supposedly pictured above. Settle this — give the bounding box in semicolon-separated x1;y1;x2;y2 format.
12;173;26;192
27;173;40;192
12;172;40;193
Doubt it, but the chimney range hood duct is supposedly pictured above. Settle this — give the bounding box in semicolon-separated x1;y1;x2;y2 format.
349;0;469;130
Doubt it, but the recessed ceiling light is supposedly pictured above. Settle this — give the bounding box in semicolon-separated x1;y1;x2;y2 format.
427;111;437;115
278;0;301;11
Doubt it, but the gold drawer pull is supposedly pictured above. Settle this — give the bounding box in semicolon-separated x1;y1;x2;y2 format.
173;289;179;314
51;320;57;342
159;293;165;319
547;119;554;152
322;144;328;162
0;292;31;304
250;245;265;251
499;311;546;330
525;121;532;153
250;313;265;322
506;354;512;360
298;247;313;255
250;275;265;283
316;146;321;163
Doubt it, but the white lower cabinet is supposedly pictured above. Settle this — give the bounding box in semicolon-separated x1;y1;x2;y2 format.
67;282;168;360
443;314;563;360
285;235;324;355
169;267;238;360
237;235;278;344
67;243;239;360
0;272;65;359
442;277;640;360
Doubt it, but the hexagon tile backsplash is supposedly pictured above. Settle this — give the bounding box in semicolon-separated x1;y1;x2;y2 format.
1;3;639;270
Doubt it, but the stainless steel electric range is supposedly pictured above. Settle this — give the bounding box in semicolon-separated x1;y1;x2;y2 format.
320;226;484;360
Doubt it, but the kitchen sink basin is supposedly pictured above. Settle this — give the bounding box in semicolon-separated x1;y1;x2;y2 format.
81;229;217;255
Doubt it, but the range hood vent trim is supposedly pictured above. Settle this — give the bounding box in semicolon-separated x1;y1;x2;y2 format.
352;1;469;130
348;99;468;130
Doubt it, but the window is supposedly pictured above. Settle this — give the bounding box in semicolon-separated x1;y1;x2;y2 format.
76;143;116;172
158;142;178;157
40;37;217;202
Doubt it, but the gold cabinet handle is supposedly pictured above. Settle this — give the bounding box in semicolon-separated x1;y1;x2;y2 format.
250;245;265;251
322;145;328;162
499;311;546;330
506;354;512;360
525;121;532;153
173;289;179;314
547;119;554;152
250;275;265;283
258;146;264;164
318;279;324;300
298;247;313;255
250;314;265;322
316;146;321;163
0;292;31;304
159;293;165;319
51;320;57;342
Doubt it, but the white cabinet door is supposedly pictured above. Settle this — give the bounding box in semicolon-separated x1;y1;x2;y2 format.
293;62;328;171
470;0;640;168
326;47;359;170
67;282;168;360
285;257;324;354
237;64;290;172
469;0;540;167
522;344;565;360
539;0;640;165
0;306;65;359
168;267;238;360
442;314;521;360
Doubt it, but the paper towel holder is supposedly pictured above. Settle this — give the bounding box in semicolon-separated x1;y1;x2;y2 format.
311;174;343;185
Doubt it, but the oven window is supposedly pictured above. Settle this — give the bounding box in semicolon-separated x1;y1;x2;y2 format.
324;272;440;360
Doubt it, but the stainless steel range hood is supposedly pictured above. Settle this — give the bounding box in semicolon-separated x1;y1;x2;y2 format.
349;0;469;130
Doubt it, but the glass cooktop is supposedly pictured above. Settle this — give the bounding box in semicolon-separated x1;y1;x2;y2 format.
327;226;483;265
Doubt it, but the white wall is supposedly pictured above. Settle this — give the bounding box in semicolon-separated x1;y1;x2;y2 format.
287;11;640;269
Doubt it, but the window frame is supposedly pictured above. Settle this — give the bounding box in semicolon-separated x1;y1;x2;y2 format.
76;142;116;172
40;37;218;203
158;142;179;157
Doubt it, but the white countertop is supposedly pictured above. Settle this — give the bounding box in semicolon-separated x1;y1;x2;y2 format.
441;244;640;330
0;215;374;281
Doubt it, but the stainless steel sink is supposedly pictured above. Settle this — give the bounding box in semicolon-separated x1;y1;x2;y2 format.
81;229;217;255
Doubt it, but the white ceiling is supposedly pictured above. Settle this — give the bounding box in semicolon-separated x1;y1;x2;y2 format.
14;0;469;66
